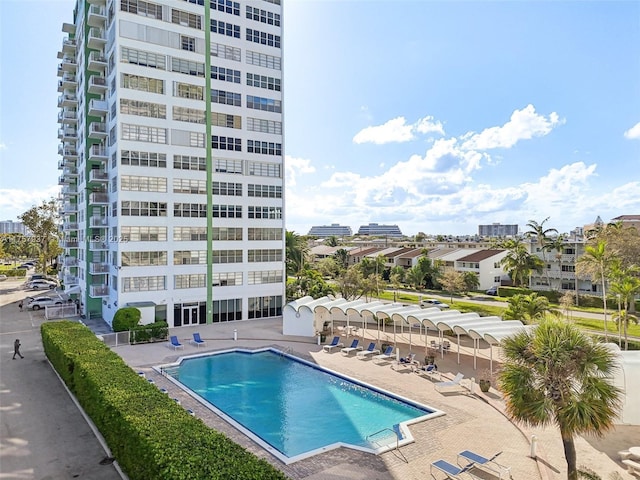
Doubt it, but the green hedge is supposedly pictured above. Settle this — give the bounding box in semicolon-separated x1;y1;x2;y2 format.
41;321;288;480
130;321;169;344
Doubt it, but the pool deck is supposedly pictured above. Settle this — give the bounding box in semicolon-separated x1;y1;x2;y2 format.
1;279;636;480
114;319;635;480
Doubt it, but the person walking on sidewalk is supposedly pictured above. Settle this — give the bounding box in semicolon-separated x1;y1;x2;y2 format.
13;339;24;359
18;300;23;312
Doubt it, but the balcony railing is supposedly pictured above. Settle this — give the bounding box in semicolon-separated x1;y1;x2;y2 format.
89;285;110;297
89;144;108;160
62;256;78;267
88;98;108;117
88;75;107;94
89;262;110;274
89;241;109;251
89;192;109;204
58;93;78;108
87;5;107;27
88;51;107;72
89;170;109;183
90;215;108;227
88;122;107;139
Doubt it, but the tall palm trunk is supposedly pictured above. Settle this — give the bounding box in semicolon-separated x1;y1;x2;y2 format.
600;268;608;342
561;429;578;480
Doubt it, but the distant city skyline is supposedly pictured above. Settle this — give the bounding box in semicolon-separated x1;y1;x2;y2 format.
1;1;639;235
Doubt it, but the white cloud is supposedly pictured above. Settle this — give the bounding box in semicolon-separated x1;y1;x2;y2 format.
461;104;562;150
0;186;60;220
623;121;640;139
285;155;315;187
353;115;445;145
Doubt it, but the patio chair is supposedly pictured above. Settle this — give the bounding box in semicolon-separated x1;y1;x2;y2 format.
190;332;206;347
431;459;480;479
341;339;362;356
372;346;394;364
434;372;466;393
457;450;511;479
356;342;380;359
168;335;183;350
323;336;344;352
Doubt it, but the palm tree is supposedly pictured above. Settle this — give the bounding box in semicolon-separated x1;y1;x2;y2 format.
503;292;557;323
526;217;558;289
499;239;544;287
285;231;308;277
544;235;566;291
576;240;612;341
609;268;640;349
499;320;622;480
333;248;349;272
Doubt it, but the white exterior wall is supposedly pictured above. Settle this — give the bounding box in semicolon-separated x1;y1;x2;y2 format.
58;0;285;328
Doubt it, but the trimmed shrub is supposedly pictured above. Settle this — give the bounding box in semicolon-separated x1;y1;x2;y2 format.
112;307;142;332
41;321;289;480
130;321;168;344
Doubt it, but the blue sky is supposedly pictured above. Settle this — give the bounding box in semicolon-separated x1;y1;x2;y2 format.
1;0;639;237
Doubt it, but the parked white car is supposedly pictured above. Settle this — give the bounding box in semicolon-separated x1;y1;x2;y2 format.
420;299;450;309
26;280;57;290
27;296;64;310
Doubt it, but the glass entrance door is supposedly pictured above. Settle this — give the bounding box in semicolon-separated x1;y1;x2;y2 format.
182;305;199;325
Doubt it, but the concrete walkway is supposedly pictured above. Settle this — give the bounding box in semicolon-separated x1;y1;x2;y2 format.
1;276;637;480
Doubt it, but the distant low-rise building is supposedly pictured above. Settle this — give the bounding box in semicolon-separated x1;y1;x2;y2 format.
307;224;353;237
478;223;518;237
356;223;403;237
609;214;640;231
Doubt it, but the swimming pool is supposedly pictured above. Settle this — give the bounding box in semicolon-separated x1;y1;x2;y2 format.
158;348;444;464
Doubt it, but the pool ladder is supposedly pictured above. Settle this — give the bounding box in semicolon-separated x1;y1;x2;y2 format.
278;346;294;357
366;425;408;463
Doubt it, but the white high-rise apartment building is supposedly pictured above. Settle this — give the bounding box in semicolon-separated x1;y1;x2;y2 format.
57;0;285;327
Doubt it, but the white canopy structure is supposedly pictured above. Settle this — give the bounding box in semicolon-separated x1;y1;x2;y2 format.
283;297;535;373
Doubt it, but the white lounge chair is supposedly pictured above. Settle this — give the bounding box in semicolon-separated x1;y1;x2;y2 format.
356;342;380;359
431;459;481;479
457;450;511;478
372;346;394;363
434;372;466;393
341;339;362;355
323;336;344;352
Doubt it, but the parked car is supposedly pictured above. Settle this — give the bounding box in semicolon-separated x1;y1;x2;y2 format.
0;274;7;281
17;265;30;269
27;297;63;310
420;299;450;309
26;280;57;290
485;286;498;296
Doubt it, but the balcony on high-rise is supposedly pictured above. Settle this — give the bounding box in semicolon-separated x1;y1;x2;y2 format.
88;75;107;94
88;98;108;117
58;126;78;141
89;262;110;274
58;110;78;124
59;73;77;90
61;38;76;55
88;122;107;139
88;51;107;72
90;215;108;227
87;28;106;50
89;145;108;161
60;55;77;72
89;192;109;205
58;93;78;108
89;284;110;297
88;5;107;27
88;169;109;183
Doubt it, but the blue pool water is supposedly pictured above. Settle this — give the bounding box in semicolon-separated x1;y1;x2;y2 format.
165;349;438;462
